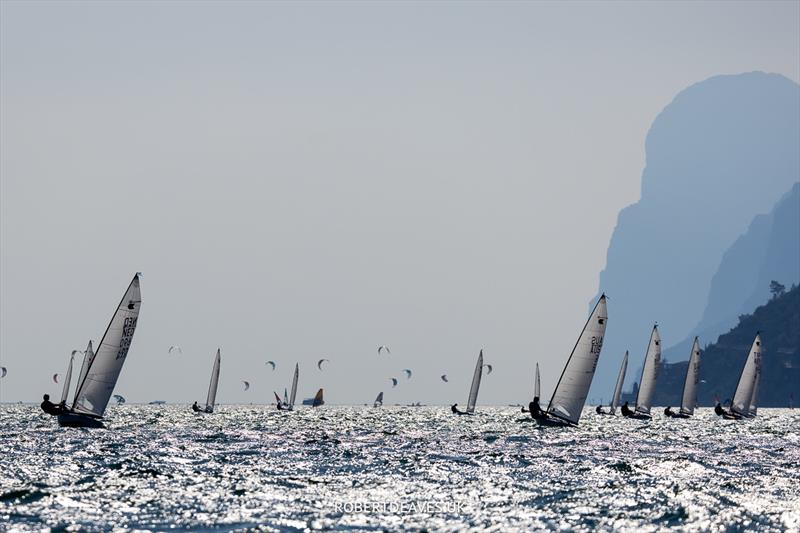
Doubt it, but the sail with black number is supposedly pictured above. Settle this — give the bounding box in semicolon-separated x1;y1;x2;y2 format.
204;349;221;412
633;325;661;417
60;352;75;405
465;350;483;414
546;294;608;426
534;363;541;399
731;334;762;418
70;274;141;418
288;363;299;409
610;351;628;415
678;338;701;416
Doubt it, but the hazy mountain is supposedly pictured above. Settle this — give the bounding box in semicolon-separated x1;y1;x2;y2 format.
651;284;799;408
590;72;800;396
662;182;800;363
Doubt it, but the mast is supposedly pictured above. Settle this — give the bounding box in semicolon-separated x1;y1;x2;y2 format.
679;338;701;416
466;350;483;414
610;351;628;415
546;294;608;425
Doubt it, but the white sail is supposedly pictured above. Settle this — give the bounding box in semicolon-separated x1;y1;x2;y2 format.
610;351;628;415
289;363;299;408
547;295;608;425
465;350;483;414
72;274;141;418
731;334;762;417
75;340;95;400
679;338;701;416
60;353;75;405
634;325;661;416
534;363;541;399
205;349;221;411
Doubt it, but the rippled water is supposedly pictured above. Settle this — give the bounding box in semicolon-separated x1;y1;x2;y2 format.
1;405;799;531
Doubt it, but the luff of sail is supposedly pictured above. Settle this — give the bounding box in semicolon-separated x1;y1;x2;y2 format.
466;350;483;414
634;325;661;416
731;334;762;417
610;351;628;415
534;363;541;400
71;274;141;418
60;353;75;405
289;363;299;409
74;340;95;403
748;367;761;417
546;294;608;425
679;338;701;416
205;349;221;412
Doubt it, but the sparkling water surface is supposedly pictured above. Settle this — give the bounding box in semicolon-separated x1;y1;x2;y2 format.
1;405;798;532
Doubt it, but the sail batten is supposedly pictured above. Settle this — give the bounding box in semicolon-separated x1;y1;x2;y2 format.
466;350;483;414
71;275;141;418
731;334;762;417
546;295;608;425
679;338;701;416
205;349;221;412
610;351;628;415
634;325;661;416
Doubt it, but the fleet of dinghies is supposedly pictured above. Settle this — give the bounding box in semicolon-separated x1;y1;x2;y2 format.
35;274;773;428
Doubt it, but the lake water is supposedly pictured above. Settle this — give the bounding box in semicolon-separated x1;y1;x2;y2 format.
1;405;798;531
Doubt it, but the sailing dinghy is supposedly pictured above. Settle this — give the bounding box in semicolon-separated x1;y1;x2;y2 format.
537;294;608;427
721;334;762;419
624;325;661;420
287;363;299;410
665;338;700;419
373;391;384;407
597;351;627;415
452;350;484;415
58;274;142;428
520;362;541;414
311;388;324;407
194;349;221;413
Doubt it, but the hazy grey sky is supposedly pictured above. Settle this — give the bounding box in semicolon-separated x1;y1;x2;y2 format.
1;1;798;405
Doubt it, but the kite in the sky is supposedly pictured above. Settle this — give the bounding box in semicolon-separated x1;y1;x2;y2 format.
52;374;60;384
440;374;448;383
0;367;6;378
113;395;126;404
378;345;391;356
403;369;412;379
317;359;330;371
266;361;276;370
168;346;182;355
242;381;250;391
483;364;493;375
390;378;399;388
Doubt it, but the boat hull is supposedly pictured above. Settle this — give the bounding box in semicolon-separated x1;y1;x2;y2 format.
535;416;574;427
57;413;104;428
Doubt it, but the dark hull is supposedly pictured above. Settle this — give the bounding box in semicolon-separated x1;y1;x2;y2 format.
57;413;104;428
535;416;573;427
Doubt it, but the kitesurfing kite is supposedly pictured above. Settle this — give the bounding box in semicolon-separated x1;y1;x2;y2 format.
403;369;412;379
0;367;6;378
440;374;448;382
378;345;390;356
52;373;60;384
266;361;276;370
390;378;399;388
483;364;493;375
113;394;126;404
168;345;182;355
242;381;250;391
317;358;329;370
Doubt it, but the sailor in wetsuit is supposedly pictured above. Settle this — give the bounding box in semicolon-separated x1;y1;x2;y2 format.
191;401;203;412
276;401;285;411
664;406;675;417
40;394;66;416
528;396;548;420
451;403;465;415
596;405;608;415
620;401;633;417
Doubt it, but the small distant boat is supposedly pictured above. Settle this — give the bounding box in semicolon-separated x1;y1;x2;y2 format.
286;363;299;410
625;325;661;420
373;391;384;408
194;349;221;414
310;388;324;407
727;334;762;419
149;400;166;405
539;294;608;427
451;350;483;415
58;274;142;428
665;338;700;419
597;351;628;416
